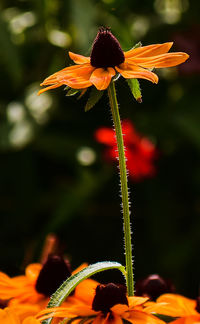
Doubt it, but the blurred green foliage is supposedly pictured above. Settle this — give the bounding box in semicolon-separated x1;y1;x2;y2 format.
0;0;199;298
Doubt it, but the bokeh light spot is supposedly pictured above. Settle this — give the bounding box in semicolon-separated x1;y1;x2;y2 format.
7;102;25;123
9;120;33;148
25;84;53;124
48;30;72;48
154;0;189;24
77;147;96;166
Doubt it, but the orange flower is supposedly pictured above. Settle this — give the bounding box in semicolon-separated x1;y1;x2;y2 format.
144;293;200;324
39;27;189;94
37;282;165;324
0;307;40;324
0;255;90;318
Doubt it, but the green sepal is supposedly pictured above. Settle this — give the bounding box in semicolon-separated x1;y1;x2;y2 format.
42;261;126;324
133;41;142;49
125;42;142;103
155;314;178;323
85;87;104;112
127;79;142;103
123;319;134;324
65;88;80;96
128;41;142;51
113;73;121;82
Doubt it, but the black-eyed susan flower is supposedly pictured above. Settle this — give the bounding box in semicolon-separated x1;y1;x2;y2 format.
144;293;200;324
37;282;166;324
39;27;189;94
0;254;94;318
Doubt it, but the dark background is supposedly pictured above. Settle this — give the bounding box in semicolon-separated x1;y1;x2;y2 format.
0;0;199;298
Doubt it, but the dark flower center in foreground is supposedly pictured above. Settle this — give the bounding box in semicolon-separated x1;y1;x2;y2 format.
90;27;125;68
35;254;72;297
135;274;174;301
195;297;200;313
92;283;128;314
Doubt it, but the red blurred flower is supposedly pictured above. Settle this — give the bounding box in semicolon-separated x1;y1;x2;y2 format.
95;120;157;181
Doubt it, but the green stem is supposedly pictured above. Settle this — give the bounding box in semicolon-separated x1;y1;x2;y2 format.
107;81;134;296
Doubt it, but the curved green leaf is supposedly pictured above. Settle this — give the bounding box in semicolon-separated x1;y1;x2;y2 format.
43;261;126;324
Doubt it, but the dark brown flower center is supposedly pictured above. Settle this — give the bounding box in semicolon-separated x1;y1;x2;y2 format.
92;283;128;314
90;27;125;68
135;274;174;301
35;254;72;297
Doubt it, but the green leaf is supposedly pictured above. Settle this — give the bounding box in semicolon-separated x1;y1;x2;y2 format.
42;261;126;324
127;79;142;103
85;87;104;112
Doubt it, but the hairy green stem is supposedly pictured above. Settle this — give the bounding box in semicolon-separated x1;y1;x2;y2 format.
107;81;134;296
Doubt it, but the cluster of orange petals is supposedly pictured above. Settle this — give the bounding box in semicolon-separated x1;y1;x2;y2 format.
0;266;200;324
36;292;200;324
0;262;88;322
37;280;163;324
39;42;189;94
145;293;200;324
0;307;40;324
0;263;48;314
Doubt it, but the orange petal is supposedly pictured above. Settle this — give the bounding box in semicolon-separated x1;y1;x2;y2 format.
124;42;173;58
93;314;106;324
170;315;200;324
74;278;99;305
69;52;90;64
116;62;158;83
39;64;94;93
93;313;123;324
36;306;74;321
105;313;123;324
40;64;93;84
23;317;41;324
72;263;88;275
127;52;189;68
38;83;65;95
65;304;96;317
128;296;149;308
25;264;42;282
126;310;165;324
37;304;95;320
90;68;116;90
111;304;129;315
0;307;20;324
0;272;26;299
148;294;198;317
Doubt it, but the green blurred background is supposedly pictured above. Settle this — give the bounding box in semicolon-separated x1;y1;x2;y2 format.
0;0;199;298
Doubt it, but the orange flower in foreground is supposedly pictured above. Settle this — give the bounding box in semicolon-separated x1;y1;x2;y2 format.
144;293;200;324
0;255;90;319
39;27;189;94
95;120;157;181
37;282;165;324
0;307;40;324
